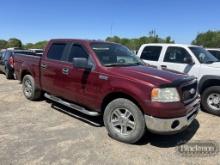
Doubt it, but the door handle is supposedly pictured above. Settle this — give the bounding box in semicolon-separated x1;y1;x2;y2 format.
161;65;167;69
62;68;69;75
41;64;47;69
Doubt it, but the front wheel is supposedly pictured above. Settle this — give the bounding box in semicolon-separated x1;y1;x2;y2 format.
104;98;146;144
202;86;220;116
22;75;42;101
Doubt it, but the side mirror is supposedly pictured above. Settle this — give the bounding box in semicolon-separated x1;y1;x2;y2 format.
184;57;195;65
73;57;93;70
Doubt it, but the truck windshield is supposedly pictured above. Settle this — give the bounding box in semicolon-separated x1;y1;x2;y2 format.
189;47;219;64
91;43;143;67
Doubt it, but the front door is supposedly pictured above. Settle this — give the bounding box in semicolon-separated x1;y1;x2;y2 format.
161;46;199;76
63;43;101;110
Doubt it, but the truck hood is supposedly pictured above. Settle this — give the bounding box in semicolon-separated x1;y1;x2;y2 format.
108;65;189;87
205;62;220;69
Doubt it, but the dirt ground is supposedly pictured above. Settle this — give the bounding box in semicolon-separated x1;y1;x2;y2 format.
0;74;219;165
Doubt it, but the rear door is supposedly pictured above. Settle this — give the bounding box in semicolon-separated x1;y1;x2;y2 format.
41;42;71;97
139;46;162;67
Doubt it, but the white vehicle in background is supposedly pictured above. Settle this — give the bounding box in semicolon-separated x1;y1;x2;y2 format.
29;49;44;56
7;47;21;50
206;48;220;61
137;43;220;115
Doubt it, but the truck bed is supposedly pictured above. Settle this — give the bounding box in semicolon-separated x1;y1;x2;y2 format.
14;54;41;87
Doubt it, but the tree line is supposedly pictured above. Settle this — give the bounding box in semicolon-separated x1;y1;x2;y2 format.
192;30;220;48
0;30;219;50
106;35;174;51
0;38;48;50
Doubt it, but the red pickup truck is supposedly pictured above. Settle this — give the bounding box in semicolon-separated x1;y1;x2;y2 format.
14;39;200;143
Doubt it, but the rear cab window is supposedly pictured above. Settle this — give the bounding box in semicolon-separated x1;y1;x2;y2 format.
140;46;162;61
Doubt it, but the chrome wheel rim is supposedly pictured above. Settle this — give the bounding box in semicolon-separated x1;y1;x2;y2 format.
24;79;32;97
207;93;220;111
110;108;136;135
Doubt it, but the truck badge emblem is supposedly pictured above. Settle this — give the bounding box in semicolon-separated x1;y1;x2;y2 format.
189;88;196;95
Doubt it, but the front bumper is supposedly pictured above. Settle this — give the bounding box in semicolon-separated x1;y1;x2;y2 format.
145;98;200;134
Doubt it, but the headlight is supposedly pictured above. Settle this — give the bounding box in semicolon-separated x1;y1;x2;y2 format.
151;88;180;102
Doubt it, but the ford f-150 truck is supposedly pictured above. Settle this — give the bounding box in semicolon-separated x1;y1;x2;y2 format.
14;39;200;143
137;44;220;116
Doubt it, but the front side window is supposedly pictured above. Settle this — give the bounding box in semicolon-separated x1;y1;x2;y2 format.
140;46;162;61
91;43;143;67
189;47;218;63
164;47;191;64
47;43;66;60
67;44;88;62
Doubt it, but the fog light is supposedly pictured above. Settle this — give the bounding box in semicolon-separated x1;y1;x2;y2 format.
171;120;180;129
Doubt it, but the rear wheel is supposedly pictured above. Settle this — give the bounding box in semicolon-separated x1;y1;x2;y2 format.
104;98;146;144
22;75;42;100
202;86;220;116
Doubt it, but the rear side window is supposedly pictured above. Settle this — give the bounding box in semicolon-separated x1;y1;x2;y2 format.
140;46;162;61
67;44;88;62
164;47;191;63
47;43;66;60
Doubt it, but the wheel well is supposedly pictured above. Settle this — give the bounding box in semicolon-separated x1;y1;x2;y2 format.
200;79;220;94
101;92;143;114
21;70;31;82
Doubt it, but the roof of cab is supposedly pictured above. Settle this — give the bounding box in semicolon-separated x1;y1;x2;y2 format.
141;43;202;48
49;39;111;44
48;39;124;47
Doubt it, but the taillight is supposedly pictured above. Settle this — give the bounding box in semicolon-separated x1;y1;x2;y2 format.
9;56;14;68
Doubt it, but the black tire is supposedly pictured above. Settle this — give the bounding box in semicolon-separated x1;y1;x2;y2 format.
104;98;146;144
201;86;220;116
5;67;14;80
22;75;42;101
